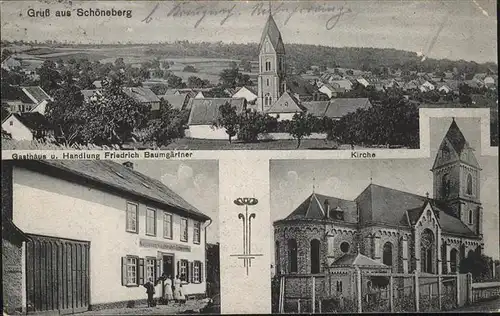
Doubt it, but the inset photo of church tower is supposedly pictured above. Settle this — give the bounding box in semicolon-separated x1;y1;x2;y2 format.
270;117;499;313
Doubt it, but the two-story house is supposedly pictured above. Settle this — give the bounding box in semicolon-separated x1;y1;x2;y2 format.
2;160;212;314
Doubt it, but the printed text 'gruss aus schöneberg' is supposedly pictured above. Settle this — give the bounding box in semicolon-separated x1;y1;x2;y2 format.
26;8;132;18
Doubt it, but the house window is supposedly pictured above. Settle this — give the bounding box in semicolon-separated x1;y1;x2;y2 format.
193;221;201;244
163;212;173;239
466;173;473;196
146;258;156;283
265;59;271;71
179;259;189;282
126;256;138;285
468;210;473;224
383;242;393;266
9;120;13;126
180;218;188;242
146;208;156;236
336;280;343;293
288;239;298;273
193;260;202;283
126;202;138;233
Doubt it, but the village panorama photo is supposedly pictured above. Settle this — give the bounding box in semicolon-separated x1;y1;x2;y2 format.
1;0;497;150
270;117;500;313
1;159;221;314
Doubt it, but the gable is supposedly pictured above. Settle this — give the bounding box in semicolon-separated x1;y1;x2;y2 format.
266;92;303;114
432;138;461;169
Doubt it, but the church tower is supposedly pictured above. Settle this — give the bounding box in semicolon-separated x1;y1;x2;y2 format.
257;11;286;112
431;119;482;236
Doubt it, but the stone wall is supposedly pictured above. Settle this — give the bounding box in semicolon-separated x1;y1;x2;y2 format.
2;238;24;314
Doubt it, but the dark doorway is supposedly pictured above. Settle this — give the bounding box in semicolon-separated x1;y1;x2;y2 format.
163;255;174;278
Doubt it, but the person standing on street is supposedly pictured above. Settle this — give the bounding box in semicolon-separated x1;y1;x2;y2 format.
143;278;156;307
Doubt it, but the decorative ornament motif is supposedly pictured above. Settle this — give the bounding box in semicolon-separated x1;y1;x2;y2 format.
230;197;263;275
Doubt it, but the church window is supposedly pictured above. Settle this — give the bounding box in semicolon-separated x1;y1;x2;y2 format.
265;59;272;72
340;242;350;253
441;243;447;274
426;209;431;219
421;229;434;273
466;173;473;196
266;78;270;86
382;242;393;266
336;280;343;293
284;102;289;107
450;248;458;273
288;239;298;273
264;93;272;106
265;41;271;53
275;241;280;275
468;210;473;224
441;173;450;198
310;239;321;274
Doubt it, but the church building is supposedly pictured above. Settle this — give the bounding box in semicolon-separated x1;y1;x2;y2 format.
274;120;484;278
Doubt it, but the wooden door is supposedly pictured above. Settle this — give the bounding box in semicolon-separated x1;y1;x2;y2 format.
26;234;90;314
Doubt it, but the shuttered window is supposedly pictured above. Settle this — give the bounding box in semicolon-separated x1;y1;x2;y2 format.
121;256;143;286
146;258;156;283
193;260;203;283
179;259;189;282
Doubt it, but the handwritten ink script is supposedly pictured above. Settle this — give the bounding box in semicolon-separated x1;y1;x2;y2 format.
142;2;352;30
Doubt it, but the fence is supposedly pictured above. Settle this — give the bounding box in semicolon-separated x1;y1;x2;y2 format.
277;271;471;313
471;282;500;303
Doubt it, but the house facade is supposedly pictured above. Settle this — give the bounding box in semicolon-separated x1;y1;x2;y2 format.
274;120;484;279
2;160;211;314
1;112;52;141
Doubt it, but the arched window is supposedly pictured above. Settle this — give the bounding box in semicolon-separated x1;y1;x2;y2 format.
340;242;350;253
468;210;473;224
288;239;298;273
266;78;270;86
383;242;393;266
421;228;434;273
441;243;447;274
265;41;271;53
264;93;271;106
441;173;450;198
310;239;321;274
450;248;458;273
336;280;343;293
275;241;280;275
265;59;271;71
466;173;473;195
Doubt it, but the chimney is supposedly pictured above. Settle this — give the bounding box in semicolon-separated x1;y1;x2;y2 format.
123;161;134;170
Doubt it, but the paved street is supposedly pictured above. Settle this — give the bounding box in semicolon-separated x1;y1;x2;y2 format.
81;299;210;315
455;298;500;312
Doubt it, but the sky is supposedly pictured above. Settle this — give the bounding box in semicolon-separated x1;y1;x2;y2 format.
121;160;219;243
270;117;499;259
0;0;497;63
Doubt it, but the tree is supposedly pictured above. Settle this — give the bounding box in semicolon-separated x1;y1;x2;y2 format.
183;65;197;73
460;251;494;282
240;59;252;72
38;60;61;94
287;112;315;148
77;77;149;147
237;109;277;142
150;84;169;95
213;102;238;143
219;68;252;88
187;76;208;88
139;99;186;147
45;72;85;146
167;75;184;88
114;58;126;69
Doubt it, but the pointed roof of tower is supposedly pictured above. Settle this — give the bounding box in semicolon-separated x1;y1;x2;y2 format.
259;13;285;54
432;119;480;169
445;119;467;154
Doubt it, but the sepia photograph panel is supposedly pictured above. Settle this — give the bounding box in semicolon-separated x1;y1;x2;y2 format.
0;0;497;150
270;117;499;313
1;159;220;314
